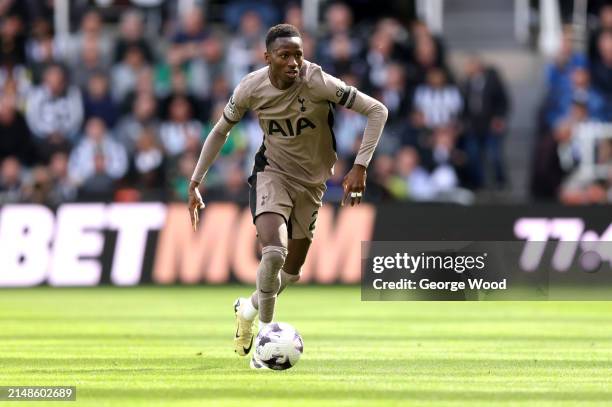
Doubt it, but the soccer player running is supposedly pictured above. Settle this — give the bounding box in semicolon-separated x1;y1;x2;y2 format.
188;24;387;368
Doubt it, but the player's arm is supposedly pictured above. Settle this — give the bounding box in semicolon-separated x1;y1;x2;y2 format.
309;65;388;206
188;117;236;230
188;84;248;231
340;88;388;206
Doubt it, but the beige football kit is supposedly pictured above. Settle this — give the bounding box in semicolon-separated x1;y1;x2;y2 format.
192;60;387;240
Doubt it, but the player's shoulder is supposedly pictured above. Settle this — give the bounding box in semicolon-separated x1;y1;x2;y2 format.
237;66;269;93
301;60;324;84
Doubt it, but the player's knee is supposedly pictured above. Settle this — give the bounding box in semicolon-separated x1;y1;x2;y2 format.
258;246;287;298
262;245;287;271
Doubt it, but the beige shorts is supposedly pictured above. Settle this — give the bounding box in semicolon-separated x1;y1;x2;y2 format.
248;170;325;240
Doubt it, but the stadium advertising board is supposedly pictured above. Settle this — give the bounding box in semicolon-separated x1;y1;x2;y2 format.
0;203;610;287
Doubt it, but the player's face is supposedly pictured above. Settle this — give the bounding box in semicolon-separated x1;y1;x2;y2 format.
265;37;304;88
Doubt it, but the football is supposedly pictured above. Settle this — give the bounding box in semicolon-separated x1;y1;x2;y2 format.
253;322;304;370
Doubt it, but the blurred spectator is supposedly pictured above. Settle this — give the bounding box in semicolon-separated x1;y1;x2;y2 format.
159;95;203;158
406;29;446;91
428;126;463;194
324;33;365;79
0;93;34;165
0;14;26;65
21;165;54;205
68;117;128;185
83;71;118;128
48;151;77;204
376;17;411;61
25;18;55;65
588;4;612;63
170;152;196;201
156;34;224;101
0;155;22;203
413;68;462;129
72;35;108;89
590;30;612;99
301;31;316;61
377;62;410;124
77;152;116;202
0;0;29;20
158;68;205;121
547;67;608;126
393;146;432;200
25;63;83;161
284;3;303;32
205;160;250;204
115;92;159;154
25;23;60;84
335;106;367;159
113;9;154;64
546;28;587;99
364;29;396;91
318;3;364;74
228;10;265;87
0;61;30;106
410;20;446;64
461;55;510;188
223;0;279;31
120;67;156;114
111;45;150;104
531;103;589;200
561;139;612;205
364;153;393;202
127;127;166;198
60;9;112;71
170;7;211;66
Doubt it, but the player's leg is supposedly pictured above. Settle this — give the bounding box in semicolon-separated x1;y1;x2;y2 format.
235;172;292;357
235;212;287;356
254;212;288;328
249;237;310;370
249;237;311;308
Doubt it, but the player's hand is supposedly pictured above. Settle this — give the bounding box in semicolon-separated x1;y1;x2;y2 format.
342;164;367;207
188;181;206;231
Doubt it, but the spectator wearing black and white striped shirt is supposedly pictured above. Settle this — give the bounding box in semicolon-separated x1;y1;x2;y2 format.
68;117;128;186
413;68;462;129
25;63;83;162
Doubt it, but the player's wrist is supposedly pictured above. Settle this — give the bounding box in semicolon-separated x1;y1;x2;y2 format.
352;164;367;173
189;180;201;190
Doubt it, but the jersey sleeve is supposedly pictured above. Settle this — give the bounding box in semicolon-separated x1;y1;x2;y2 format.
307;64;358;108
222;78;250;124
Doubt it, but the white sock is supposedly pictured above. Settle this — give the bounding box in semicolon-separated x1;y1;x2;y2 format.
241;298;258;321
259;320;270;332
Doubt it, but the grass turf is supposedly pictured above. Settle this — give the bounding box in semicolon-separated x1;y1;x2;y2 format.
1;286;612;406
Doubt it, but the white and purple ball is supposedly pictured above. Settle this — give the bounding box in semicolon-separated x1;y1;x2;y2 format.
254;322;304;370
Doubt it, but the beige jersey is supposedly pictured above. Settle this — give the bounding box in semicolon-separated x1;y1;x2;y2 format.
223;60;362;186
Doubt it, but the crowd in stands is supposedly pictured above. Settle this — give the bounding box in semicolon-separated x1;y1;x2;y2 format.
1;1;518;206
532;3;612;204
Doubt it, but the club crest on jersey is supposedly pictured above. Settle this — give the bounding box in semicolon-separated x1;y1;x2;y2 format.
297;96;307;112
267;117;316;137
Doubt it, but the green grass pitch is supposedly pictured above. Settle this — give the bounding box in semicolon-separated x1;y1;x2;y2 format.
1;286;612;406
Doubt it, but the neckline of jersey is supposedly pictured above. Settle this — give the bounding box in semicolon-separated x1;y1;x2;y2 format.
266;67;300;92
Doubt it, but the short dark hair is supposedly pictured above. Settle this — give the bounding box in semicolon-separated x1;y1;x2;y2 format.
265;24;301;50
